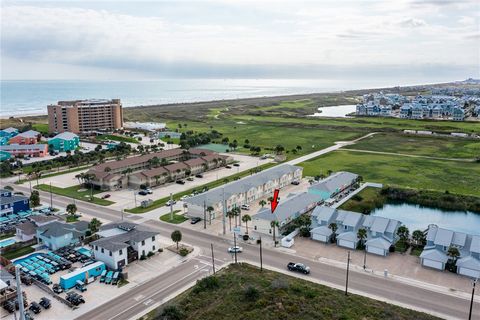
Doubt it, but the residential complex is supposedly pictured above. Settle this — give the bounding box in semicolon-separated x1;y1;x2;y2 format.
420;224;480;278
36;221;89;250
308;171;359;201
90;221;159;269
8;130;40;145
88;148;231;190
0;144;48;158
310;207;401;256
48;132;80;152
47;99;123;133
185;164;303;219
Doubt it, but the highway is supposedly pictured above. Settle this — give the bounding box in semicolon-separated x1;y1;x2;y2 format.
13;183;480;320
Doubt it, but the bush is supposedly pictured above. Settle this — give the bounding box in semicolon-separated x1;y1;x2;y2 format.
351;194;363;201
140;254;146;260
147;251;154;257
244;286;260;302
193;276;220;293
179;248;189;256
160;305;185;320
158;248;163;253
299;227;310;237
271;278;289;290
85;230;92;237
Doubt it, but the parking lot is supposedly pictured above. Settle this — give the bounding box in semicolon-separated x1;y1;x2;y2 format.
101;153;273;210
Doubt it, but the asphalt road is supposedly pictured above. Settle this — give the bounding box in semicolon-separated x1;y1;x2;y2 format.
14;183;480;320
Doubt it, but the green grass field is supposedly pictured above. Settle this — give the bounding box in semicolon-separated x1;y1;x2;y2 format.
345;133;480;159
144;263;438;320
34;184;114;206
339;187;386;213
159;210;188;224
299;150;480;196
32;123;49;134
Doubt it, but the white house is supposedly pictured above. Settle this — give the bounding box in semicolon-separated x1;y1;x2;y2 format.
90;221;159;270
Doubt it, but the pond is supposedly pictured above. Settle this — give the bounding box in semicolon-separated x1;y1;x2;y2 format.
309;104;357;118
370;203;480;235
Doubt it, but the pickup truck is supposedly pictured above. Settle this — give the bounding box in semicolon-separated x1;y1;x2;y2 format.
287;262;310;274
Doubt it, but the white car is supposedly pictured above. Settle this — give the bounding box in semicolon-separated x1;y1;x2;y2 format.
228;246;243;253
180;195;189;201
240;204;250;210
145;188;153;194
165;200;177;206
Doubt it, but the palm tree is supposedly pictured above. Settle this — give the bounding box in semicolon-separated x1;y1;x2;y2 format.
447;246;460;264
242;214;251;234
412;230;426;246
231;206;241;227
171;230;182;249
357;228;368;249
66;203;77;217
88;218;102;233
207;206;214;223
396;226;410;243
328;222;338;242
226;210;235;231
259;199;266;208
270;220;280;246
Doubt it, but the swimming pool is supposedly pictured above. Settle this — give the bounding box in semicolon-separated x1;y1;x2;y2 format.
0;238;16;248
76;247;92;257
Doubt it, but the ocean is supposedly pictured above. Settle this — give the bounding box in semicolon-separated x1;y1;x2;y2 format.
0;78;415;117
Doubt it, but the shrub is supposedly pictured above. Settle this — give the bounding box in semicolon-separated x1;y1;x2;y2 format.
299;227;310;237
243;286;260;301
147;251;154;257
160;305;185;320
193;276;220;293
85;230;92;237
140;254;146;260
351;194;363;201
158;248;163;253
179;248;189;256
271;278;289;290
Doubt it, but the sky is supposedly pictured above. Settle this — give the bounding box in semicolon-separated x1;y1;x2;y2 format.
1;0;479;81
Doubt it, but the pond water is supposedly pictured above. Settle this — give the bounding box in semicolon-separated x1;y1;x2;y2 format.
309;104;357;117
371;203;480;235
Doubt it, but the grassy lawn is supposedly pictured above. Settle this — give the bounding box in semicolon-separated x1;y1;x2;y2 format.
3;246;35;260
395;240;409;253
339;187;386;213
32;123;49;134
34;184;114;206
126;162;277;213
299;150;480;196
345;133;480;159
410;246;424;257
159;210;188;224
96;134;139;144
66;216;79;223
144;263;439;320
18;165;91;182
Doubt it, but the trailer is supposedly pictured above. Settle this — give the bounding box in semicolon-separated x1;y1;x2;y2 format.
59;261;105;290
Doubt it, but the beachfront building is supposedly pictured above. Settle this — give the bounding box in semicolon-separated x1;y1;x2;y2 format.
185;164;303;219
8;130;40;145
0;189;29;216
0;127;19;139
48;99;123;134
48;132;80;152
36;221;89;250
90;221;159;269
0;144;48;158
251;192;321;236
88;148;231;190
308;171;359;201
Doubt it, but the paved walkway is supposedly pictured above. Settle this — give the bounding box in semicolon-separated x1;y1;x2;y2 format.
332;182;383;208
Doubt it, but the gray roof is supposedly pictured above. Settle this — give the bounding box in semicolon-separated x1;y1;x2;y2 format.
37;221;87;238
16;221;36;235
2;127;18;133
427;225;467;248
470;236;480;254
311;226;332;237
253;192;320;222
0;194;28;205
337;231;357;242
366;237;391;250
420;249;448;263
50;132;79;140
29;215;59;225
309;172;358;194
311;206;336;222
185;164;302;207
456;256;480;271
91;221;159;252
363;216;400;234
336;210;362;227
18;130;40;138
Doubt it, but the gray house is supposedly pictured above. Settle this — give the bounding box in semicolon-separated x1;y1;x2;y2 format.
362;216;400;256
310;206;337;243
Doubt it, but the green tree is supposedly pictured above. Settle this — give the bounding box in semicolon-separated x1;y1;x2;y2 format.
328;222;338;242
171;230;182;249
226;210;235;231
242;214;251;234
357;228;368;248
207;206;214;222
29;190;40;207
258;199;266;208
412;230;426;246
396;225;410;243
270;220;280;246
447;246;460;264
66;203;77;217
274;144;285;154
88;218;102;233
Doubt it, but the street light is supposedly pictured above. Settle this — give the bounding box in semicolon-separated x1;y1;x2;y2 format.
469;278;477;320
345;251;351;296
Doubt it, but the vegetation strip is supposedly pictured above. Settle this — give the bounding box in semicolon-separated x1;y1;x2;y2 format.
34;184;114;206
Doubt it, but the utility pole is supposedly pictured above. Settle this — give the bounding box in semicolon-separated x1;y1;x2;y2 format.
211;244;216;274
222;188;226;235
259;236;263;271
233;232;238;264
15;266;25;320
29;180;32;193
169;192;173;220
363;249;367;270
345;251;351;296
49;182;53;209
134;191;137;208
469;278;477;320
203;201;206;229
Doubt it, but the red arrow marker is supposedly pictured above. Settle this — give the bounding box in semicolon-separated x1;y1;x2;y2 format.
271;189;280;213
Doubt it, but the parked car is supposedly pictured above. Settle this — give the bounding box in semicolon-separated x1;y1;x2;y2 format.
102;194;111;199
4;301;15;313
240;204;250;210
190;217;201;224
176;180;185;185
105;271;114;284
29;302;42;314
186;177;194;181
52;284;63;294
75;280;87;292
100;270;107;283
165;200;177;207
66;292;85;305
145;188;153;194
180;195;189;201
228;246;243;253
39;297;51;309
291;181;300;185
24;311;35;320
138;190;148;196
195;174;203;178
225;165;232;169
287;262;310;274
112;272;120;285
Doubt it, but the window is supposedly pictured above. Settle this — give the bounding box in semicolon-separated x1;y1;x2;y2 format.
152;245;156;251
254;226;257;230
152;236;155;241
95;245;98;251
101;248;104;253
269;229;271;234
344;225;347;230
109;251;112;256
119;249;123;255
142;240;145;246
